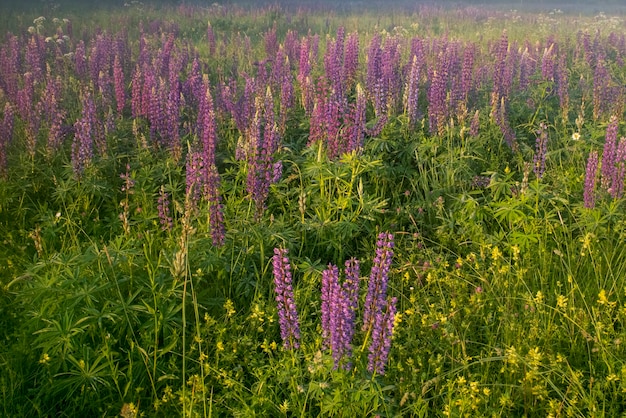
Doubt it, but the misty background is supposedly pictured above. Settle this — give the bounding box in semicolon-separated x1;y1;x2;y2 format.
0;0;625;14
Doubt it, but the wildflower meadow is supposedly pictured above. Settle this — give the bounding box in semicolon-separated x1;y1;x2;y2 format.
2;1;626;416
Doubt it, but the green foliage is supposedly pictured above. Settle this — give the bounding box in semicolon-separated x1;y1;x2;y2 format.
3;3;626;418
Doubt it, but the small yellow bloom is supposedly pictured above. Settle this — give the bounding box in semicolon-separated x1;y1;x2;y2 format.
597;289;617;307
556;294;568;310
39;353;50;365
224;299;236;317
216;341;224;351
511;245;520;261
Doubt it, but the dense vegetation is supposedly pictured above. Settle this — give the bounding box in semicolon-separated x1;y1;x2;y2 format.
2;2;626;417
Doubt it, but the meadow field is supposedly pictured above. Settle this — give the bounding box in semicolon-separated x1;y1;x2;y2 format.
2;1;626;416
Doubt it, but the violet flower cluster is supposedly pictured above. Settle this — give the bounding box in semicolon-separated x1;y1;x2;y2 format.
321;258;360;369
363;232;394;333
598;116;626;200
71;90;96;177
367;296;397;375
271;247;301;350
271;233;397;374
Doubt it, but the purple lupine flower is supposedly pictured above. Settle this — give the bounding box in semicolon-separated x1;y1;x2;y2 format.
308;82;328;146
185;150;203;209
206;164;225;246
365;114;387;138
593;58;610;121
365;34;383;108
74;40;88;78
264;24;278;59
0;35;20;102
460;45;475;103
207;21;216;56
610;138;626;199
324;94;343;159
283;29;300;65
26;35;44;81
381;36;403;113
71;91;96;178
321;261;360;370
518;48;533;91
533;122;548;180
493;95;517;151
427;68;446;135
584;150;599;209
297;36;312;86
363;232;394;333
47;106;65;156
556;53;569;119
273;48;294;134
470;110;480;137
199;85;225;246
601;115;619;190
367;296;397;375
157;186;173;231
320;264;337;347
40;75;65;155
17;72;35;135
581;30;595;68
541;43;556;82
166;53;183;152
114;54;125;115
131;64;143;119
141;66;156;124
272;247;300;350
340;258;360;368
346;84;367;152
405;54;421;126
272;161;283;183
344;31;359;88
324;27;346;104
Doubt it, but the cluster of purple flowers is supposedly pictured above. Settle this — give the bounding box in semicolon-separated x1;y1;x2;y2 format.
271;232;397;375
363;233;394;332
321;259;360;369
71;90;96;177
272;247;301;350
584;116;626;208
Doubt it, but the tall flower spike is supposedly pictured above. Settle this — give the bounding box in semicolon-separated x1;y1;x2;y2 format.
363;232;394;333
601;115;619;190
272;248;300;350
367;296;397;375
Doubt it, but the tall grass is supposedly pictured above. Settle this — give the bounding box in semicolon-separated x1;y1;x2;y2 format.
2;2;626;417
